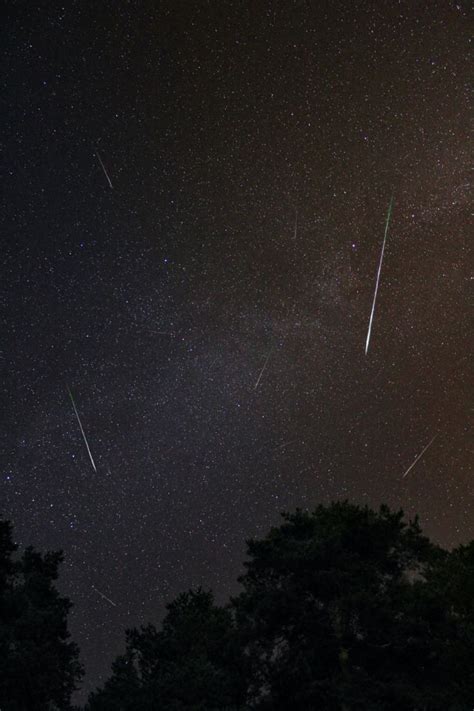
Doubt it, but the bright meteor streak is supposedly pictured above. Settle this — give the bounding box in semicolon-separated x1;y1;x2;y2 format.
365;196;394;355
402;434;438;479
67;386;97;473
95;150;113;188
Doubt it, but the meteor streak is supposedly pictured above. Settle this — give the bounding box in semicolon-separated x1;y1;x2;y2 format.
92;585;117;607
272;439;298;451
67;387;97;472
95;150;113;188
402;434;438;479
254;350;272;390
365;196;394;354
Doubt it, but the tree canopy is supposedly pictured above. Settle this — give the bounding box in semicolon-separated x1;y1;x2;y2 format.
233;502;470;709
86;588;247;710
0;520;83;710
87;502;474;710
3;502;474;710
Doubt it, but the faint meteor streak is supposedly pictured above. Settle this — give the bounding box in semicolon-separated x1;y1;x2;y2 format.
95;150;113;188
254;350;272;390
402;434;438;479
365;196;394;354
272;439;298;451
92;585;117;607
67;387;97;473
293;208;298;240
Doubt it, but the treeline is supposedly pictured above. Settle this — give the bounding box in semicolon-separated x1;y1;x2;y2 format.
1;503;474;710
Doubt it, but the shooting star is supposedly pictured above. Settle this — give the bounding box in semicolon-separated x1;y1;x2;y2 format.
293;208;298;241
95;150;113;188
365;196;394;355
254;350;272;390
92;585;117;607
402;434;438;479
272;439;298;451
67;387;97;473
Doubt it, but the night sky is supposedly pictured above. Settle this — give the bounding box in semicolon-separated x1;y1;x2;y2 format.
2;1;471;702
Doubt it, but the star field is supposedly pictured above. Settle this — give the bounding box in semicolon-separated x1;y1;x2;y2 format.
1;1;471;702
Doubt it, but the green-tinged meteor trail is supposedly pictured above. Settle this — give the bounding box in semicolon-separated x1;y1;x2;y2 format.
67;386;97;472
365;196;394;355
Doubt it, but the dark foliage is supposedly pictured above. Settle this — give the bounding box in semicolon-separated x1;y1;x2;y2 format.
233;501;474;710
86;588;247;710
0;520;83;710
89;502;474;710
6;503;473;710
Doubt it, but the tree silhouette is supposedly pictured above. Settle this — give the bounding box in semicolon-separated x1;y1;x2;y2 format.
233;502;474;710
0;520;83;710
25;500;472;710
86;588;247;710
87;502;474;711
